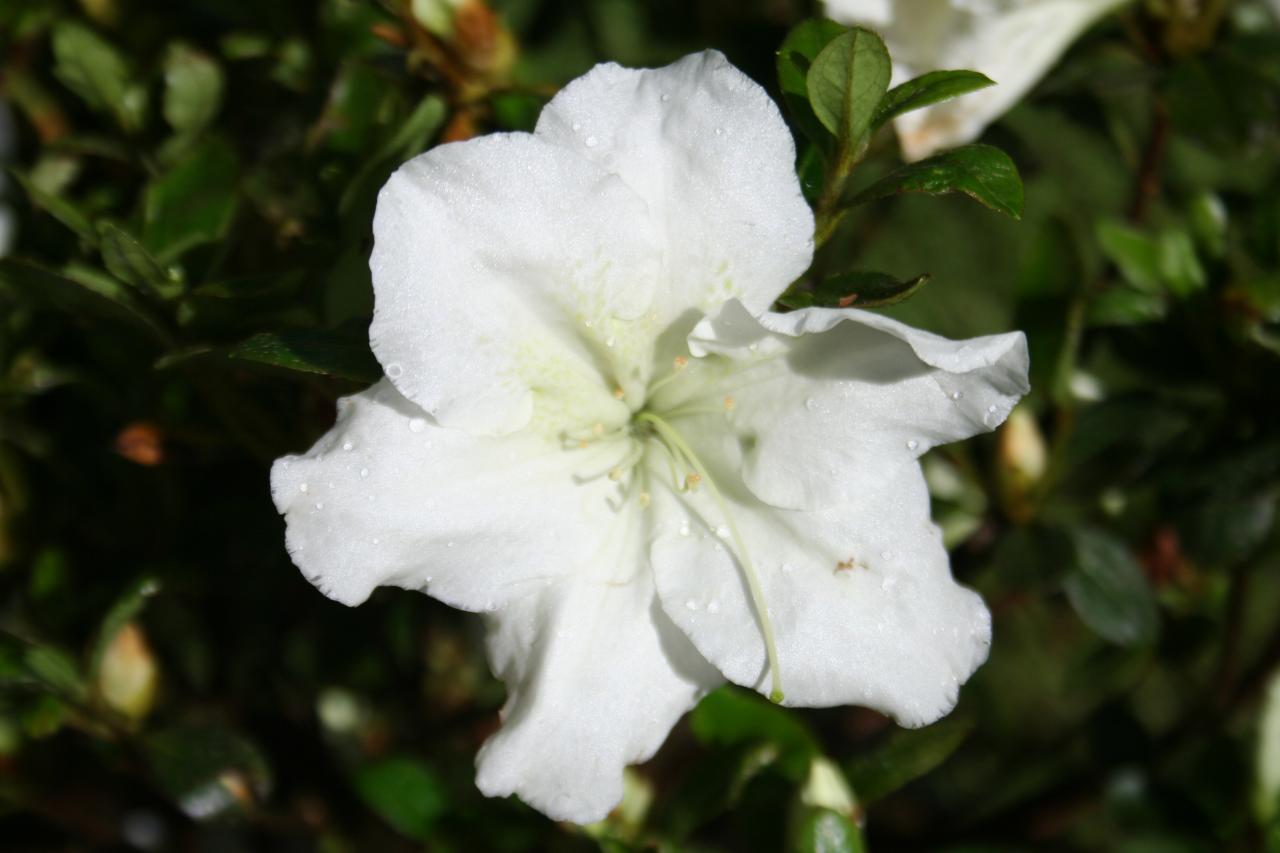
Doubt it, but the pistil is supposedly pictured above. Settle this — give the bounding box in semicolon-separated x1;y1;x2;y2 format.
634;411;785;704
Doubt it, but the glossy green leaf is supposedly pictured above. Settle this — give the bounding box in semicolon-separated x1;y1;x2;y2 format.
143;138;239;262
226;326;380;383
780;271;930;310
353;757;448;841
145;724;271;820
789;806;867;853
806;28;891;150
845;144;1024;219
99;223;181;299
51;22;147;131
872;69;995;130
777;19;847;150
23;645;87;701
1097;220;1161;292
163;43;225;134
844;717;972;804
1063;528;1158;648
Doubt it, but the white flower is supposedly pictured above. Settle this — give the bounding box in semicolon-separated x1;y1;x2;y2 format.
271;50;1029;823
824;0;1129;160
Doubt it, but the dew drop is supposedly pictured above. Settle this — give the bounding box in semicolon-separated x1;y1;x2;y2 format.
605;336;616;348
987;404;999;414
715;524;730;539
881;576;898;592
342;441;353;451
906;439;919;451
299;482;309;493
360;467;369;478
685;599;700;611
585;135;598;147
679;521;691;537
408;418;426;433
314;502;324;510
881;549;895;560
572;122;582;131
660;93;670;102
781;562;794;574
447;541;455;549
714;127;724;136
707;600;721;614
386;363;403;379
748;342;759;352
713;543;724;553
373;537;381;545
950;390;964;401
804;398;817;411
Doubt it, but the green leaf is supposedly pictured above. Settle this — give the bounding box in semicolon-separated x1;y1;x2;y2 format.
844;717;972;804
789;806;867;853
11;171;97;243
690;686;820;780
353;757;448;841
340;94;448;213
89;578;160;679
1063;528;1159;648
23;645;87;701
225;326;380;383
0;258;170;342
99;223;182;299
777;20;848;150
781;271;930;310
143;138;239;262
1097;220;1161;292
145;724;271;820
845;144;1024;219
872;69;995;130
806;28;891;150
51;22;147;131
162;43;225;135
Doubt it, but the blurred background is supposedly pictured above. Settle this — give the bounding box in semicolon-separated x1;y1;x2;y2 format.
2;0;1279;850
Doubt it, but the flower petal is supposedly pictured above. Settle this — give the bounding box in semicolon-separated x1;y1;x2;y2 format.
826;0;1127;160
648;442;989;727
679;299;1028;511
271;380;630;610
535;50;814;317
370;132;661;436
476;519;721;823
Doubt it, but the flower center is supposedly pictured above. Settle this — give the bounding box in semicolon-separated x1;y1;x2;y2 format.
561;356;785;704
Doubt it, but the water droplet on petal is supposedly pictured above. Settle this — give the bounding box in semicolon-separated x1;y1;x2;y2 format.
386;363;403;379
360;467;369;478
881;549;894;560
715;524;730;539
342;441;353;451
748;342;759;352
685;599;700;611
707;600;721;614
804;398;817;411
679;519;691;536
299;483;309;493
906;439;919;451
660;93;670;102
881;576;898;592
605;336;616;348
572;122;581;131
988;404;999;414
409;418;426;433
714;127;724;136
585;135;598;147
373;537;380;545
314;502;324;510
781;562;794;574
950;390;964;401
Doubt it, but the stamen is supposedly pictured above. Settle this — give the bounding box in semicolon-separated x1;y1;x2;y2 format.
646;354;694;400
638;491;651;508
683;472;701;492
723;395;735;411
636;412;786;704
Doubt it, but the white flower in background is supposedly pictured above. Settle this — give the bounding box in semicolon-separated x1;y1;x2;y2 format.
272;50;1029;823
0;102;15;257
824;0;1129;160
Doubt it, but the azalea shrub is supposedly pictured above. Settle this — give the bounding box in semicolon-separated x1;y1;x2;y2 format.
2;1;1280;851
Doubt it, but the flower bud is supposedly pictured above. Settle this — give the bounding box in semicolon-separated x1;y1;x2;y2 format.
997;406;1048;523
97;622;158;721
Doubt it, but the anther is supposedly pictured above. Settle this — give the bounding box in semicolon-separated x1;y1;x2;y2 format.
684;472;702;491
609;468;624;481
638;491;651;508
723;395;736;411
592;422;605;437
673;355;688;369
613;386;625;400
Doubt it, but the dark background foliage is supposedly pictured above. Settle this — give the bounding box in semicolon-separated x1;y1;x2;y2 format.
2;0;1279;850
